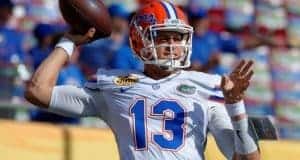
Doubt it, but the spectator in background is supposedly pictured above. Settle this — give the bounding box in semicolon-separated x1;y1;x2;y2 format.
109;4;142;70
188;7;252;74
29;23;83;124
29;23;85;86
78;38;115;76
29;23;57;70
0;0;26;65
0;0;29;102
79;3;142;76
188;8;223;74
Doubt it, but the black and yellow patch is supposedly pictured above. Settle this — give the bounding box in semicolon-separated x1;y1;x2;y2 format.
114;75;139;86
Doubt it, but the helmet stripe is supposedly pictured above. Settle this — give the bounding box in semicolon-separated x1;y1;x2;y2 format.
169;3;178;19
160;1;171;19
161;1;177;19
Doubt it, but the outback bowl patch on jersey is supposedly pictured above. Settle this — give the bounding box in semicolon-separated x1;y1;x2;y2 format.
113;75;139;86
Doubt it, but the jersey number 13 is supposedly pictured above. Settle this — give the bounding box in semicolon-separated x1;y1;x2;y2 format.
130;99;186;150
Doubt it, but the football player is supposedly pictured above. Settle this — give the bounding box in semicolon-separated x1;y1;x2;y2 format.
25;1;260;159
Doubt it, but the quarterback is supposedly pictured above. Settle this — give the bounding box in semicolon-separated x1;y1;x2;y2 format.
25;1;260;160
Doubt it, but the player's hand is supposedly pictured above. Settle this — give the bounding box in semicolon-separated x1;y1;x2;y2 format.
221;60;254;104
64;27;96;46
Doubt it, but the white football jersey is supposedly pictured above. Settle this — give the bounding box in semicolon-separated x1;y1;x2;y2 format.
49;69;235;160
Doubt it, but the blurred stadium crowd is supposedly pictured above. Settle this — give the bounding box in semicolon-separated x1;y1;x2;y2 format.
1;0;300;139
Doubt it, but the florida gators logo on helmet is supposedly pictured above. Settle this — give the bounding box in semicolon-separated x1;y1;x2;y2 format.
129;0;193;70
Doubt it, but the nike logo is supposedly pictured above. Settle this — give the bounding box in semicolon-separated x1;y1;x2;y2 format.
120;87;134;93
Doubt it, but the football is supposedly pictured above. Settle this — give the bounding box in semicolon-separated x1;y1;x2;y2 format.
59;0;112;40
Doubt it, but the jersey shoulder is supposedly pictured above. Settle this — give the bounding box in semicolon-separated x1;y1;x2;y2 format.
182;70;222;89
84;68;142;91
181;70;225;102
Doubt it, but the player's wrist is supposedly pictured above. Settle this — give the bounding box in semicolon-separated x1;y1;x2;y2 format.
231;116;248;131
55;37;75;58
225;100;246;118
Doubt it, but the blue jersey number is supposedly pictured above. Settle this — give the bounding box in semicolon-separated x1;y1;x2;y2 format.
130;99;185;150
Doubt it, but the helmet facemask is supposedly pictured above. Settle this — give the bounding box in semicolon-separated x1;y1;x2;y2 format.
138;19;193;71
